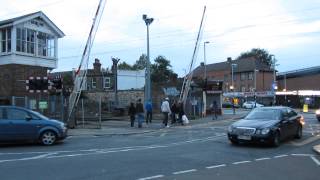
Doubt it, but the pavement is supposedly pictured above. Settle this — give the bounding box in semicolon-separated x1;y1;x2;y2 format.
68;108;320;155
68;109;248;137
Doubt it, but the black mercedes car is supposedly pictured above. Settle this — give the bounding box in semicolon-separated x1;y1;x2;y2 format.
227;106;305;147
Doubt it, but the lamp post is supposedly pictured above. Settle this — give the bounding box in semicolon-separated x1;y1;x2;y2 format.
202;41;210;117
142;14;153;103
254;69;259;108
284;73;287;105
203;41;210;80
271;55;279;106
231;63;237;114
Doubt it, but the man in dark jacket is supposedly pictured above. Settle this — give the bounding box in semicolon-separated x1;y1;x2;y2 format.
170;100;179;124
136;99;144;128
128;102;136;127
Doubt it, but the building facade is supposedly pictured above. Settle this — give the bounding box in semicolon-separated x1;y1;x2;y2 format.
276;66;320;108
193;57;274;105
0;11;64;106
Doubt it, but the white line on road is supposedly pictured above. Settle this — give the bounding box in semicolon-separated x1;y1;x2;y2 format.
310;156;320;166
173;169;197;175
273;155;288;158
137;175;164;180
255;157;271;161
232;160;251;165
206;164;226;169
291;153;314;157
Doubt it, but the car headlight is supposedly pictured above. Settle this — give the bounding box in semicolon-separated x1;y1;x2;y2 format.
261;128;270;135
316;110;320;115
228;126;234;133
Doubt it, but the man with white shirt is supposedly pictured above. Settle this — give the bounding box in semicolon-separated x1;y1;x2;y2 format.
161;97;171;127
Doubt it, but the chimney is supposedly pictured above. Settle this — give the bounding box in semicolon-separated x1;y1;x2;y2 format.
200;62;205;66
93;58;101;73
227;57;232;63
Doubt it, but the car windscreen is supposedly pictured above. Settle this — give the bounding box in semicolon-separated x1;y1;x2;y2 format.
245;109;281;120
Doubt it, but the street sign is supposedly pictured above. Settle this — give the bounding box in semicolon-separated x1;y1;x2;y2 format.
39;101;48;109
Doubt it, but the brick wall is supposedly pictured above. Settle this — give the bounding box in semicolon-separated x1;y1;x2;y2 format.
277;73;320;91
0;64;48;98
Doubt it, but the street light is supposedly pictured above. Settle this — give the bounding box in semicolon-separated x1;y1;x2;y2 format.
231;63;237;114
270;55;277;106
254;69;259;107
284;73;287;105
231;63;237;92
142;14;154;103
203;41;210;80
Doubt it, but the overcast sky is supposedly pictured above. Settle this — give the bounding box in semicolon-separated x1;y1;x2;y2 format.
1;0;320;76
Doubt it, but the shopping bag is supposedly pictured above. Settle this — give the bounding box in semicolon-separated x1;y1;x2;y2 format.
182;115;189;124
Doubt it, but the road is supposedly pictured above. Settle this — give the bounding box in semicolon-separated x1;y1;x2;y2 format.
0;112;319;180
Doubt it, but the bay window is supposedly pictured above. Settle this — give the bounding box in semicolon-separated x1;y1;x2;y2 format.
1;28;11;53
16;27;55;58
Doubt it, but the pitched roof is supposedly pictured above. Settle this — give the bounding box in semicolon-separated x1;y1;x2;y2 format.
0;11;65;38
193;57;272;77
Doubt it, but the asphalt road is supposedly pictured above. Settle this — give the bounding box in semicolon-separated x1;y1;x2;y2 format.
0;112;319;180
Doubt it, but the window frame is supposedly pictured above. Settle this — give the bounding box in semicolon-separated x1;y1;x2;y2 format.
104;77;111;89
0;28;11;53
91;78;97;89
248;72;254;80
240;73;246;81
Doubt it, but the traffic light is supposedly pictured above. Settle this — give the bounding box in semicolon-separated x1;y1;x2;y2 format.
52;78;62;90
26;77;49;93
27;78;36;92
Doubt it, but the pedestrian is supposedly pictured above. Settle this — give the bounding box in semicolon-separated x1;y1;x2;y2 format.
170;100;179;124
161;97;171;127
178;101;185;125
128;102;136;127
212;101;218;120
136;99;144;128
145;100;153;124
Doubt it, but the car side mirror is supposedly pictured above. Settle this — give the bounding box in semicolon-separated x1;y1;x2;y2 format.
26;115;32;121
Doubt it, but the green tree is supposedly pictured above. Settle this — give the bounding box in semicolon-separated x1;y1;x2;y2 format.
237;48;273;67
133;54;148;70
151;55;177;83
118;62;133;70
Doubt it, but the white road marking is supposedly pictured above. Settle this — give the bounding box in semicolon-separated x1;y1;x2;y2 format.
310;156;320;166
173;169;197;175
291;153;314;157
273;154;288;158
232;160;251;165
0;136;224;163
255;157;271;161
206;164;226;169
137;175;164;180
0;153;56;163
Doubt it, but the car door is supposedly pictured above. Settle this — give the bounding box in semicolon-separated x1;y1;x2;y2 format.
6;107;38;140
0;107;11;141
287;108;300;136
279;109;291;139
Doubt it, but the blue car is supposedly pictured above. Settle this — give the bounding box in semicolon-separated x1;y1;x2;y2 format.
0;106;67;145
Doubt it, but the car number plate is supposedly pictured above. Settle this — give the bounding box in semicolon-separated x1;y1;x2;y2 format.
238;135;251;140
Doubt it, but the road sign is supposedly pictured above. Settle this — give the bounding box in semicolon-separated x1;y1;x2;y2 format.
39;101;48;109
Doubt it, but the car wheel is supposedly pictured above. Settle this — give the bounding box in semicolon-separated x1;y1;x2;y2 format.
272;131;280;147
40;130;57;145
294;125;302;139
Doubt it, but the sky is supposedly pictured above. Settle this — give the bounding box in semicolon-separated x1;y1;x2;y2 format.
0;0;320;77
